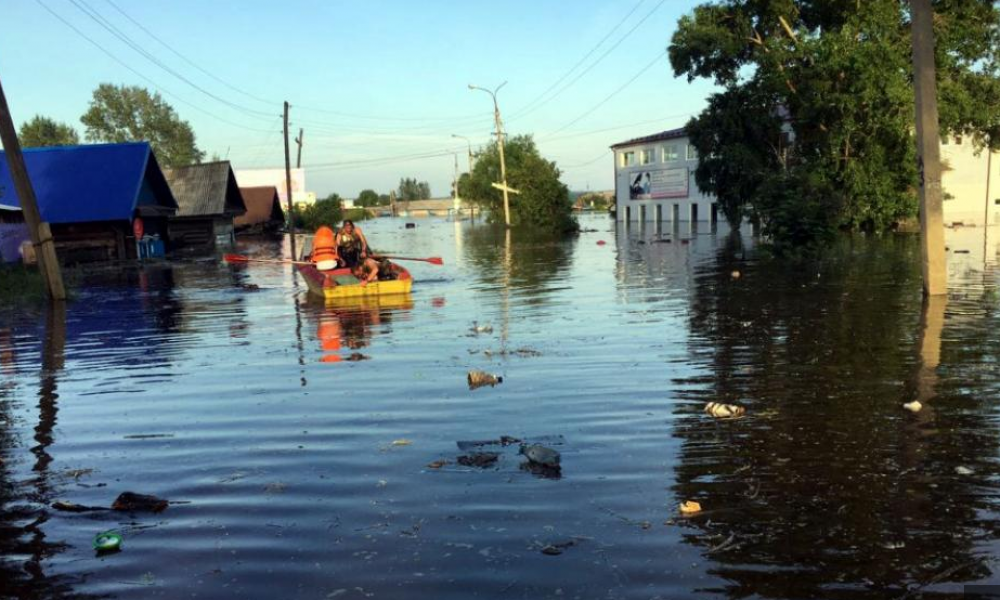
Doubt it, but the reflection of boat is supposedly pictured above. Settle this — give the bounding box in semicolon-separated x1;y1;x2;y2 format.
295;262;413;301
311;293;413;363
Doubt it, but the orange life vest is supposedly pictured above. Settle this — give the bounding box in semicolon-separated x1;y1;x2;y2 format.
312;226;337;264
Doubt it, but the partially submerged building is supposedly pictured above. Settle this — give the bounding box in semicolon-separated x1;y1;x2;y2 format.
0;142;178;263
235;186;284;234
165;161;246;250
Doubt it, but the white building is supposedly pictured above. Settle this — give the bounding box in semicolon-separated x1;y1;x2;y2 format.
234;168;317;208
941;135;1000;225
611;128;717;224
612;126;1000;226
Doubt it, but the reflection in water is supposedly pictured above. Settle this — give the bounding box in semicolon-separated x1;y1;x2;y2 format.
303;295;413;364
672;237;999;598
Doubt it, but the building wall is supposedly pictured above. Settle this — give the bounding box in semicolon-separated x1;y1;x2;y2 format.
941;136;1000;225
613;135;717;223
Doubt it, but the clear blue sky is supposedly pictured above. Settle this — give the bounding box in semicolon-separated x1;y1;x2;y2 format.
1;0;717;198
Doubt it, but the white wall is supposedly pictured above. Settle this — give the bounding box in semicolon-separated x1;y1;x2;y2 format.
941;137;1000;225
613;135;716;223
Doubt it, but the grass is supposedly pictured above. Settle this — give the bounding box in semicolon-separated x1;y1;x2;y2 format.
0;264;48;304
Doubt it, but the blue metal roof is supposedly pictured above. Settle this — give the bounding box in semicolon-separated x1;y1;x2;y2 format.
0;142;177;224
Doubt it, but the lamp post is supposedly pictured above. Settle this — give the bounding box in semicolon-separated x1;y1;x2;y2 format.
451;134;474;174
469;82;515;227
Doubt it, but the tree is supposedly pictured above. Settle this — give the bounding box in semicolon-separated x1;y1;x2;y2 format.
293;193;343;231
669;1;1000;251
464;134;577;233
18;115;80;148
355;189;380;207
80;83;205;167
398;178;431;201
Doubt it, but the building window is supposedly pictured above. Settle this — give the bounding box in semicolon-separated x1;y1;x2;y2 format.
662;145;679;162
639;149;653;165
687;144;698;161
621;151;635;167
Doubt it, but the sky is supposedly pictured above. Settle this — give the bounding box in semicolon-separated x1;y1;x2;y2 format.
1;0;718;198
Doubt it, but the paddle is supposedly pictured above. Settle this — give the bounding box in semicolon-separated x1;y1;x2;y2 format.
372;255;444;265
223;253;315;266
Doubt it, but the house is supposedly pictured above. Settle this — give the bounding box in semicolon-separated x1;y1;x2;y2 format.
0;142;178;263
0;202;28;263
610;128;719;224
235;186;285;234
165;161;246;250
613;125;1000;226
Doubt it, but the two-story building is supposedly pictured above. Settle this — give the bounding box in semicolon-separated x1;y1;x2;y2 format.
610;127;717;224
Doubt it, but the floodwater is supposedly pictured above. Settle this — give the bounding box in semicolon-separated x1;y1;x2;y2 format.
2;215;1000;599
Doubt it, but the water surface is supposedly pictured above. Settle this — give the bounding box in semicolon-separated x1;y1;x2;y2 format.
2;216;1000;599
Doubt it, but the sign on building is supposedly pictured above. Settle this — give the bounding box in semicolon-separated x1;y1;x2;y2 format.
627;167;689;200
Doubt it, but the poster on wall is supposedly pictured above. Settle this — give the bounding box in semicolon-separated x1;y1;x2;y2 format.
628;167;688;200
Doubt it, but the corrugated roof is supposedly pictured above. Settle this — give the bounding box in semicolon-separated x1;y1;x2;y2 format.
164;161;246;218
235;186;284;227
0;142;177;223
610;127;687;149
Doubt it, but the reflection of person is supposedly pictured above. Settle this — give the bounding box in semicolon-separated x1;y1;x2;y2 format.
336;220;371;269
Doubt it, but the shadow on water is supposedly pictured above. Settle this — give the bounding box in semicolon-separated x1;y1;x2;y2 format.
671;234;1000;598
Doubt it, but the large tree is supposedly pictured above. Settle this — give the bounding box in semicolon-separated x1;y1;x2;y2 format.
18;115;80;148
293;193;343;231
80;84;205;167
670;0;1000;250
464;134;577;233
397;178;431;201
355;189;381;207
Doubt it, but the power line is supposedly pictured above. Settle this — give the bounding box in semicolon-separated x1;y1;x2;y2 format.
560;150;612;170
540;51;668;141
508;0;668;123
102;0;275;106
35;0;277;133
509;0;646;120
67;0;275;120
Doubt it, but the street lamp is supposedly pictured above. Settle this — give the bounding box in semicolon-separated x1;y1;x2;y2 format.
469;82;515;227
451;134;474;174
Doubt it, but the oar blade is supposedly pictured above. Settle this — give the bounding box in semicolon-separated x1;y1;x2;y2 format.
427;257;444;265
223;254;249;263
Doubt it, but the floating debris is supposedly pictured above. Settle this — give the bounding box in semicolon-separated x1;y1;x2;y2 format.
596;240;606;246
955;466;974;476
679;500;702;515
391;439;413;447
470;322;493;334
903;400;923;413
520;444;561;468
111;492;169;513
731;270;741;279
239;283;260;292
468;370;503;390
52;500;106;513
539;538;582;556
705;402;746;419
426;460;450;469
457;452;500;468
93;530;122;554
123;433;175;440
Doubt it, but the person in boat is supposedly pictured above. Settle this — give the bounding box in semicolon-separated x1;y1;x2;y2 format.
311;225;339;271
351;257;395;287
335;220;371;269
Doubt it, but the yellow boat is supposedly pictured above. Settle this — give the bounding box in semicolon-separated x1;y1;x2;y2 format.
295;261;413;301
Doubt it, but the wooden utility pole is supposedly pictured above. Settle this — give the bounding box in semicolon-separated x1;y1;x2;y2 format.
283;101;297;260
910;0;947;296
295;128;304;169
0;75;65;300
470;83;518;227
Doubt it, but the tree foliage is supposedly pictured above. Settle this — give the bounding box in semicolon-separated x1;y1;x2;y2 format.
80;84;205;168
18;115;80;148
355;189;389;207
464;135;577;233
293;194;343;231
397;178;431;201
670;0;1000;251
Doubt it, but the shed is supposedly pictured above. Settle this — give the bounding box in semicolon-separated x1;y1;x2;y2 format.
235;186;284;234
164;161;246;251
0;142;178;263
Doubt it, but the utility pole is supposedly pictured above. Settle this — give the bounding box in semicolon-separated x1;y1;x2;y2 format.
283;101;297;260
451;134;475;222
0;74;65;300
295;128;304;169
469;82;518;227
910;0;946;296
453;153;461;218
